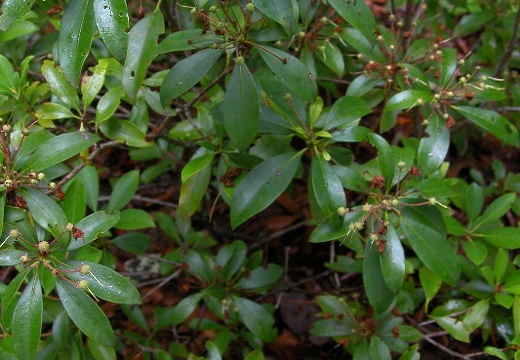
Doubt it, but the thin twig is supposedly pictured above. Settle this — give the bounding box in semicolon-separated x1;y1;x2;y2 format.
185;66;234;109
496;106;520;112
249;219;310;251
141;268;183;301
494;5;520;77
422;335;469;359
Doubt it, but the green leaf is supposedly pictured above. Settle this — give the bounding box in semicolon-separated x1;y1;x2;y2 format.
474;193;516;228
77;165;100;212
481;227;520;249
380;225;405;293
160;48;223;107
367;133;394;191
233;296;275;342
0;55;19;96
62;178;87;224
19;132;99;172
463;299;489;332
310;155;346;221
257;46;316;103
0;0;35;31
385;90;432;112
216;241;247;281
93;0;129;63
328;0;376;41
88;338;117;360
466;183;484;224
21;187;68;238
178;153;214;217
369;336;391;360
494;248;509;286
35;103;76;123
115;209;155;230
155;293;204;330
244;350;265;360
417;115;450;176
401;205;460;286
463;240;488;265
12;277;42;360
66;211;120;251
224;64;259;151
452;106;519;147
81;59;108;108
434;316;470;342
107;169;139;212
58;0;95;88
155;29;223;55
440;48;457;88
316;42;344;77
419;266;442;310
56;279;115;347
96;86;126;126
363;240;395;313
99;117;150;147
236;264;283;290
309;210;364;243
322;95;371;130
252;0;297;34
0;249;25;266
230;152;301;229
122;11;164;101
41;60;81;111
338;28;385;63
62;260;141;304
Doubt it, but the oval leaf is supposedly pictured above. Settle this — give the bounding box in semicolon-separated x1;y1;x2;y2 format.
328;0;376;41
230;152;301;229
21;187;68;238
363;240;395;313
93;0;129;63
67;211;120;251
178;154;214;217
310;155;346;221
417;115;450;176
252;0;297;34
380;224;405;293
233;296;276;342
385;90;433;112
107;169;139;212
0;0;35;31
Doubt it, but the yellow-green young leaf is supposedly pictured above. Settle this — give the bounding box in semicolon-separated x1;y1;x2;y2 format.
21;187;68;238
328;0;376;41
309;96;323;127
56;279;115;347
114;209;155;230
41;60;81;112
81;59;108;108
93;0;129;63
401;205;460;286
20;132;99;172
380;225;405;293
230;152;301;229
61;260;142;304
107;169;139;212
257;46;317;103
58;0;95;88
99;118;150;147
224;64;259;151
0;0;35;31
160;48;223;107
178;154;214;217
252;0;297;34
66;211;120;251
452;106;519;147
363;240;395;313
123;11;164;101
13;277;42;360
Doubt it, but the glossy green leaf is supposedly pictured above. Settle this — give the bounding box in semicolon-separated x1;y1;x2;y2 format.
434;316;470;342
1;268;30;327
216;240;247;281
99;117;150;147
252;0;297;33
19;132;99;172
310;155;346;221
463;240;488;265
88;338;117;360
155;29;222;55
419;266;442;311
474;193;516;228
466;183;484;224
322;95;371;130
380;225;405;293
230;152;301;229
77;165;100;212
107;169;139;212
21;187;68;238
236;264;283;290
328;0;376;41
233;296;275;341
63;178;87;224
224;64;259;151
316;42;344;77
494;248;509;285
41;60;81;111
122;11;164;101
463;299;489;332
56;279;115;347
367;133;394;191
0;249;25;266
452;106;519;147
66;211;120;251
93;0;129;63
160;48;223;107
35;103;76;123
114;208;155;230
155;293;204;330
370;336;391;360
440;48;457;88
12;277;42;360
339;28;385;63
179;153;214;217
309;97;323;127
363;240;395;313
401;205;460;286
81;59;108;108
481;227;520;249
309;210;363;243
257;46;316;103
62;260;141;304
385;90;432;112
58;0;95;88
0;18;38;42
417;115;449;176
0;0;35;31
